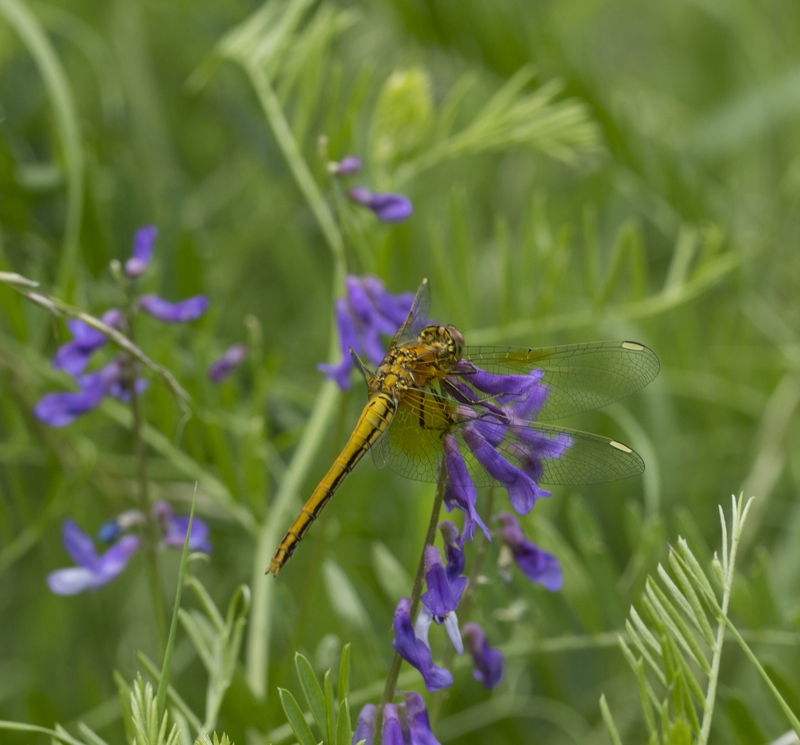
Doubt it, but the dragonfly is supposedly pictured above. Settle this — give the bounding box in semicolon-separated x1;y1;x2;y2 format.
268;278;659;576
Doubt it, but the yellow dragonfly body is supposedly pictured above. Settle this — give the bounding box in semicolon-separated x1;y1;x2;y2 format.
268;279;659;576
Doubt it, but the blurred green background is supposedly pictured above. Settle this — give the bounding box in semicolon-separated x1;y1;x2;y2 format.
1;0;799;743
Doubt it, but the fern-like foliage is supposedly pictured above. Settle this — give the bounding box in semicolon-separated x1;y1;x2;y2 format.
130;675;181;745
601;495;800;744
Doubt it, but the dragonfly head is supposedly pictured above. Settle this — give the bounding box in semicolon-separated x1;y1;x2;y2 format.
419;324;464;362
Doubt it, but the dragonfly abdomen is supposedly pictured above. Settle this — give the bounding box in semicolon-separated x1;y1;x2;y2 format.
268;393;397;576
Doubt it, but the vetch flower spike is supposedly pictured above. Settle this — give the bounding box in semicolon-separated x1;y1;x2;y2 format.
47;519;140;595
318;275;414;390
208;344;248;383
347;187;413;223
138;294;209;323
124;225;158;278
462;623;504;689
496;512;562;590
421;546;467;619
351;703;378;745
392;598;453;691
152;501;212;553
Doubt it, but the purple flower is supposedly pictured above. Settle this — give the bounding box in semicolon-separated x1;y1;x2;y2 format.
152;501;212;553
402;692;442;745
392;598;453;691
348;187;413;223
381;705;405;745
34;359;124;427
208;344;248;383
496;512;562;590
352;703;378;745
52;309;123;376
318;275;414;390
125;225;158;278
138;294;209;323
332;156;362;176
462;623;504;689
421;546;467;620
47;519;140;595
442;435;490;542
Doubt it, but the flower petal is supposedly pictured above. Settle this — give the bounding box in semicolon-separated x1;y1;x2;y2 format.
351;703;377;745
332;155;362;176
462;623;504;689
463;428;546;515
403;692;442;745
442;435;490;542
96;535;141;581
381;704;405;745
125;225;158;278
138;294;208;323
392;598;453;692
34;376;108;427
318;297;358;390
47;567;104;595
347;188;413;223
62;519;99;568
208;344;248;383
497;512;563;590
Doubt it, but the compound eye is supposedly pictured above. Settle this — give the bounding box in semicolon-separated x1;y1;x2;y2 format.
447;326;464;347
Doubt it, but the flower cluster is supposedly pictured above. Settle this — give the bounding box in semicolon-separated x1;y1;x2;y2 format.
33;226;209;427
318;275;414;390
47;501;211;595
330;155;413;223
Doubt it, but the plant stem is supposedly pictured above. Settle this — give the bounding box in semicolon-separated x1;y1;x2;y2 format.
379;477;447;709
124;293;167;652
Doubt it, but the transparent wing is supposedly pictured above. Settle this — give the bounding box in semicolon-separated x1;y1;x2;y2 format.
458;341;659;421
371;386;644;487
392;278;431;346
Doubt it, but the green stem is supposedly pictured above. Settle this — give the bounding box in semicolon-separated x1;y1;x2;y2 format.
244;62;345;271
124;291;167;652
379;478;447;709
245;380;341;700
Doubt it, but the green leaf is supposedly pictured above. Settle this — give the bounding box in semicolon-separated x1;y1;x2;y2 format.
337;643;350;701
278;688;317;745
324;670;336;745
336;697;352;745
599;694;624;745
295;653;326;738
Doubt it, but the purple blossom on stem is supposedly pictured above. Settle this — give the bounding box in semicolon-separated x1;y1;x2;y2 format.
208;344;248;383
442;435;490;542
34;359;125;427
138;294;209;323
124;225;158;278
392;598;453;691
152;501;212;553
439;521;465;582
52;309;124;376
46;519;140;595
318;275;414;390
462;623;504;689
332;155;362;176
402;692;442;745
352;703;378;745
347;187;413;223
421;546;467;620
496;512;562;590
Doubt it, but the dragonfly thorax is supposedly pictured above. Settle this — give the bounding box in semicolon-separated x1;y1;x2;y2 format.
418;324;464;361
